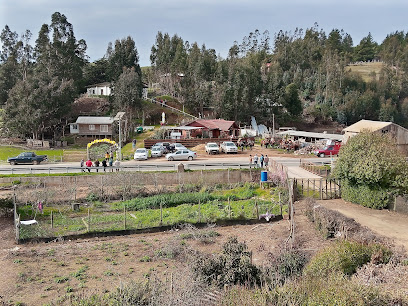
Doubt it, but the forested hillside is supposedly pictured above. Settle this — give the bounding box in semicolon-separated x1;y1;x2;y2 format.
1;12;408;139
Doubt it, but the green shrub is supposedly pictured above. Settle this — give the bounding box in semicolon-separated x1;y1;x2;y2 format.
304;240;391;277
270;272;397;306
341;181;394;209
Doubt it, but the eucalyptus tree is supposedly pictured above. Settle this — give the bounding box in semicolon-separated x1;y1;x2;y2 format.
3;12;87;139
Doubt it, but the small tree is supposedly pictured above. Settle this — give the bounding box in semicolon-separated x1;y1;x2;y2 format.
334;131;408;208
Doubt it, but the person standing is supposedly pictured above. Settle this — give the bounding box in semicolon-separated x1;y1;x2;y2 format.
260;154;264;168
85;159;93;172
80;159;85;172
109;157;113;172
101;159;107;172
264;155;269;168
105;152;110;160
94;159;100;172
249;154;253;166
253;154;259;168
114;159;120;172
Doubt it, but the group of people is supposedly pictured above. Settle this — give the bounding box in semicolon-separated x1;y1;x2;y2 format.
249;154;269;168
80;151;120;172
237;139;255;151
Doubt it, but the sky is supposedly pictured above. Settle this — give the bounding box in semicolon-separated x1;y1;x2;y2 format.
1;0;408;67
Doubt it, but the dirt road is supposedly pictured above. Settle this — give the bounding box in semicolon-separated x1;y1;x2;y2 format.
319;199;408;252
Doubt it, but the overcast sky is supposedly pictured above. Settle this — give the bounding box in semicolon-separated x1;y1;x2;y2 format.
1;0;408;66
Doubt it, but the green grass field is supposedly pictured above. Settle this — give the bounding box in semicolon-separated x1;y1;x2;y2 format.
0;146;65;163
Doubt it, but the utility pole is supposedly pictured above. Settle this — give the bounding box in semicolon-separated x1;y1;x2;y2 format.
272;113;275;138
114;112;125;161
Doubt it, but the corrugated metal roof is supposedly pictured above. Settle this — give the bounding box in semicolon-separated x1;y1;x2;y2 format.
277;130;343;141
343;120;392;132
76;116;114;124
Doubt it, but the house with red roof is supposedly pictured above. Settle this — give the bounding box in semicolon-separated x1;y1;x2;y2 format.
184;119;239;138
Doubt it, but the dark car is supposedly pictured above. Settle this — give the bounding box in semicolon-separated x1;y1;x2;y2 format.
8;152;47;165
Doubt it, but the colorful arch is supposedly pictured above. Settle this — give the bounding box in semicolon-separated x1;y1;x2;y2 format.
86;138;117;159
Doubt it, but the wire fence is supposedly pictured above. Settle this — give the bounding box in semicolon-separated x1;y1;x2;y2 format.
7;168;291;243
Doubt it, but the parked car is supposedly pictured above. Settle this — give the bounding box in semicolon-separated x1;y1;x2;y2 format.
173;143;187;151
205;142;220;154
220;141;238;154
8;152;47;165
151;146;164;157
154;142;174;153
134;148;149;160
314;143;341;157
166;149;197;161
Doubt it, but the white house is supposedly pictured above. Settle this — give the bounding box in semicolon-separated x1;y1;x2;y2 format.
86;82;112;96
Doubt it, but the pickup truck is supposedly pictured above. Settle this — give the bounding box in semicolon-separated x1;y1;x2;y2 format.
205;142;220;154
315;144;341;157
220;141;238;154
8;152;48;165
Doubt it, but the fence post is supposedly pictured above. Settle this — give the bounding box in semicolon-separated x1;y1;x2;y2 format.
255;200;259;220
123;206;126;230
160;202;163;226
279;192;282;216
51;211;54;229
13;188;19;243
198;199;201;223
227;168;230;184
228;197;231;219
320;179;323;200
88;208;90;232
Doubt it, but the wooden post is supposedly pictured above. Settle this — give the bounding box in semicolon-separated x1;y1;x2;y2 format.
51;211;54;229
198;199;201;223
279;192;282;216
228;197;231;219
88;208;90;232
160;202;163;226
320;179;323;200
255;200;259;220
123;206;127;230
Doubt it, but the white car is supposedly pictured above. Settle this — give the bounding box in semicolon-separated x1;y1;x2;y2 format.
134;148;149;160
173;143;188;151
151;146;164;157
166;149;197;161
205;142;220;154
220;141;238;153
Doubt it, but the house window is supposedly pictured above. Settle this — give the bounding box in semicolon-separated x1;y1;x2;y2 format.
100;125;108;132
72;124;78;130
89;124;95;131
92;89;95;94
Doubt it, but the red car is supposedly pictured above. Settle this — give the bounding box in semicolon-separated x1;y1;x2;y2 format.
315;143;341;157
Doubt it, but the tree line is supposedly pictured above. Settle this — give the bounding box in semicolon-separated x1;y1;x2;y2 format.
1;13;408;140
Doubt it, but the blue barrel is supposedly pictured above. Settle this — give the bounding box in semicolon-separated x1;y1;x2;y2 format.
261;171;268;182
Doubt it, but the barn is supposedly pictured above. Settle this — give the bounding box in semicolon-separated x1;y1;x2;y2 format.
343;119;408;154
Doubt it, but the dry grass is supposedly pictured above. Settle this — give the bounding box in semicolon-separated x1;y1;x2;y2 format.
346;62;385;82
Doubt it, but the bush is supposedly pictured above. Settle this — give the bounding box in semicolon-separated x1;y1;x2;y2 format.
192;237;261;287
303;240;391;277
341;181;394;209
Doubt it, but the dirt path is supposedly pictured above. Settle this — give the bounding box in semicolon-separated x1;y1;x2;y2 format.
319;199;408;252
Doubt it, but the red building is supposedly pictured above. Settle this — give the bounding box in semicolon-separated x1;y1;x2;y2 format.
184;119;239;138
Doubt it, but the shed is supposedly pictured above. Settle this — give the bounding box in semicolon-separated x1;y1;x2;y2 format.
343;119;408;154
70;116;114;137
185;119;240;138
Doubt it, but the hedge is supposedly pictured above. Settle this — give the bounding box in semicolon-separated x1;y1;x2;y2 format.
341;180;393;209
